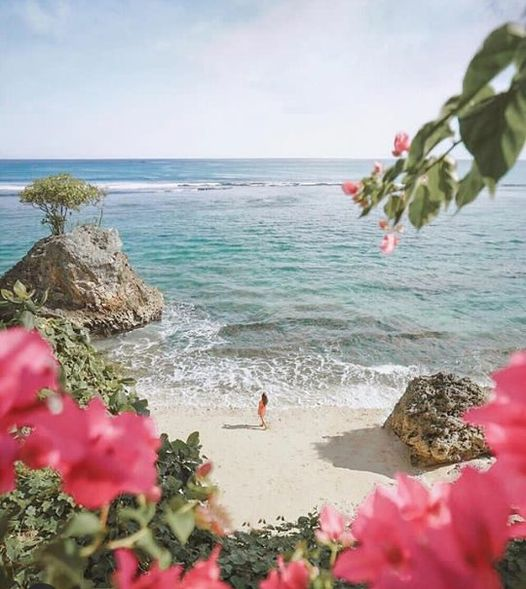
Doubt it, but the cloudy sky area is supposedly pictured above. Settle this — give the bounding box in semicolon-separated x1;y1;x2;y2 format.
0;0;524;158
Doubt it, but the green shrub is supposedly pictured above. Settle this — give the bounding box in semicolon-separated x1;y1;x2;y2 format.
20;174;104;236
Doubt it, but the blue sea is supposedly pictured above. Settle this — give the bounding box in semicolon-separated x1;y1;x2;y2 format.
1;159;525;409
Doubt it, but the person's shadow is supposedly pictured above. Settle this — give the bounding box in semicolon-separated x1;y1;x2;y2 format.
222;423;263;431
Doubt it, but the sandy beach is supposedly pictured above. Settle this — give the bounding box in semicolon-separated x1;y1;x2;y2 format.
153;406;459;529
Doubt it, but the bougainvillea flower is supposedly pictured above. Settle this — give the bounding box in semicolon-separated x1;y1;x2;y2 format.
114;547;230;589
196;461;213;479
0;327;59;429
341;181;362;196
373;161;384;175
0;432;20;494
378;218;390;230
424;468;509;589
392;133;411;157
179;546;231;588
334;470;509;589
466;351;526;519
113;549;182;589
22;396;160;508
195;494;232;536
315;505;354;546
260;556;310;589
380;233;399;255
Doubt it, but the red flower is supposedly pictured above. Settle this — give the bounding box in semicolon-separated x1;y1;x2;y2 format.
0;327;59;429
260;557;310;589
22;396;160;508
392;132;411;157
341;181;362;196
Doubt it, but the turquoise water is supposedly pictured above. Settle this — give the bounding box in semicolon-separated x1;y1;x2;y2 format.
1;159;525;408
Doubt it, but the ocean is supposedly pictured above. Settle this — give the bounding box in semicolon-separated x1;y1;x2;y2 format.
0;159;525;409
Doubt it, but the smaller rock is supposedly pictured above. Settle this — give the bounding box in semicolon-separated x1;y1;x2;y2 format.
384;373;491;466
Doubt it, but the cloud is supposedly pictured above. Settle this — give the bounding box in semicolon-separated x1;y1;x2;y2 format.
14;0;71;37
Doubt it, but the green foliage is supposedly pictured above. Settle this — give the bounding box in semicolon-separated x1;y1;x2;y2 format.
499;540;526;589
0;284;146;416
356;22;526;230
20;174;104;236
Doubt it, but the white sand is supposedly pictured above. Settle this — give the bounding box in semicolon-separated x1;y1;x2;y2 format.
153;406;458;529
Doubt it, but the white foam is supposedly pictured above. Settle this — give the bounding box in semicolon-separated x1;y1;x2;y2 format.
0;180;340;196
104;302;424;411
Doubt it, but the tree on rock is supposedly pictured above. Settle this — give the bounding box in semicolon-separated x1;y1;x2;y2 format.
20;174;105;235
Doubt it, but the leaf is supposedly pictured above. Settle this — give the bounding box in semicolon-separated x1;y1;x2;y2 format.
383;194;405;223
459;85;526;183
406;120;453;168
456;163;485;208
38;538;87;589
12;281;28;300
64;512;102;538
135;529;172;569
408;183;442;229
165;506;196;545
462;23;525;97
436;157;458;207
382;158;405;183
186;431;200;447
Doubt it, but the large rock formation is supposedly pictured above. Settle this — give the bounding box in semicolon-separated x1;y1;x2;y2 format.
384;373;490;466
0;225;163;335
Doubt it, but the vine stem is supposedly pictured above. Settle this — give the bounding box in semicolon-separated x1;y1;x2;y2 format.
420;139;462;176
107;528;148;550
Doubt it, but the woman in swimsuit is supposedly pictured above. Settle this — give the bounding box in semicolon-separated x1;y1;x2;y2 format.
258;392;268;429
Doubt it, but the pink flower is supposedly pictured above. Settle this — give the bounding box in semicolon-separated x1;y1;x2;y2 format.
380;233;399;255
113;549;182;589
334;470;509;589
378;219;390;231
334;474;448;587
341;181;362;196
0;327;59;429
315;505;353;547
179;546;231;588
466;351;526;520
260;557;310;589
113;547;230;589
0;432;20;493
196;461;213;479
373;161;384;175
426;468;509;589
195;495;232;536
392;132;411;157
22;396;160;508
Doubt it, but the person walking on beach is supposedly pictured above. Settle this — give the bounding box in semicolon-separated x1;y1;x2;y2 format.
258;392;268;430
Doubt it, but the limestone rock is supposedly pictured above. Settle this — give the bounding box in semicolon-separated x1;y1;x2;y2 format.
384;372;491;466
0;225;164;335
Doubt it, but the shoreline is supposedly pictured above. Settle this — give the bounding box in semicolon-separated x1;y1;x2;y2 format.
153;406;461;529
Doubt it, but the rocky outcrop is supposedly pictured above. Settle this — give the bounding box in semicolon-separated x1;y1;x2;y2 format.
384;373;491;466
0;225;164;335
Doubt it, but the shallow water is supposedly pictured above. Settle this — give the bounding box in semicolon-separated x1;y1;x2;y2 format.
1;159;525;408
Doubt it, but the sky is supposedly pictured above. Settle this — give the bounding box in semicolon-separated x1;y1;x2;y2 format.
0;0;524;159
